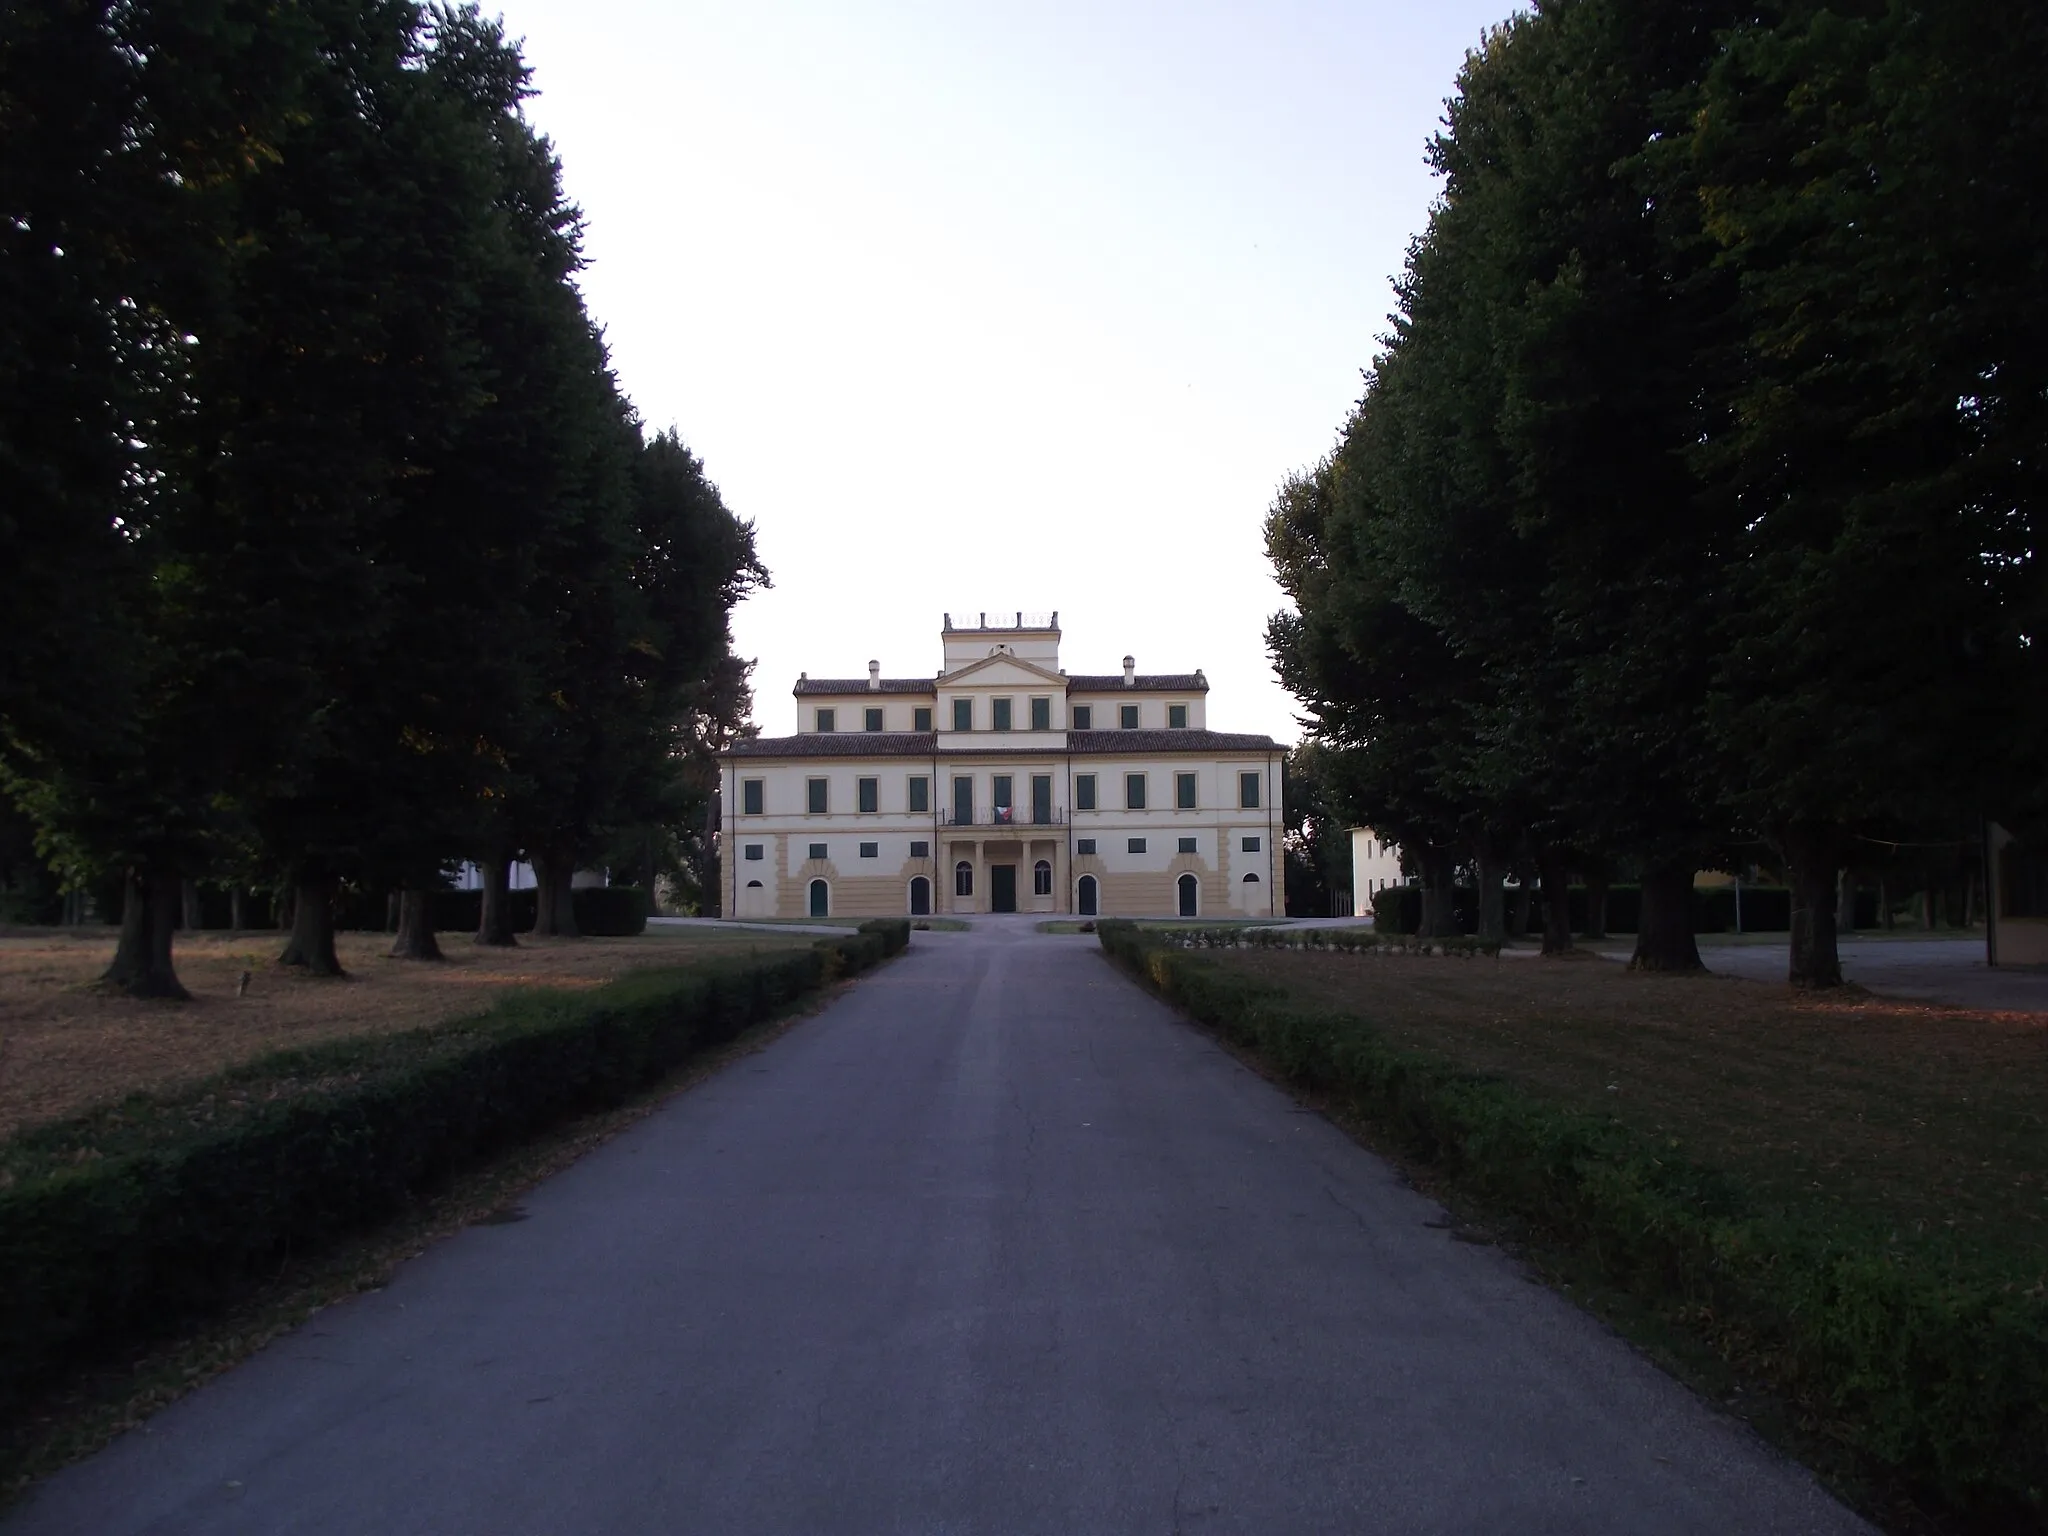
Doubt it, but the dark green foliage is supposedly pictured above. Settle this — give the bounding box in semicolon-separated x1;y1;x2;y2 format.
0;929;895;1411
1100;922;2048;1522
1370;886;1420;935
568;886;649;937
857;917;911;957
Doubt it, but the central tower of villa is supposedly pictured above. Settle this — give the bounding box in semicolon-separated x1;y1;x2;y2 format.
718;613;1283;919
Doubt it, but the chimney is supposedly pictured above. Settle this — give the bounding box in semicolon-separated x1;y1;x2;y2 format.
867;660;881;691
1123;655;1136;687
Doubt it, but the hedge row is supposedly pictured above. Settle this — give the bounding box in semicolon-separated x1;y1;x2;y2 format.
1155;924;1499;958
1368;883;1880;936
0;921;907;1412
1096;920;2048;1524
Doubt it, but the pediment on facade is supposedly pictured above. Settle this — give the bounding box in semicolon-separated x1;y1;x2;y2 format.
940;653;1066;689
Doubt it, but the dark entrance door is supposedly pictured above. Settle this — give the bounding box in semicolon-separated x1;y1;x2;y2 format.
909;876;930;915
1177;872;1198;917
1077;874;1098;916
991;864;1018;913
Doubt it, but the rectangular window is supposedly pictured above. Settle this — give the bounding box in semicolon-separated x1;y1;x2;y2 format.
1242;836;1261;853
807;842;827;861
993;774;1013;810
1077;838;1096;855
1239;770;1261;809
859;842;878;859
910;840;929;859
907;775;929;813
992;697;1012;732
1125;773;1146;810
1075;774;1097;811
1072;705;1092;730
1030;696;1051;731
1120;703;1139;730
1030;774;1052;824
1168;703;1188;730
864;707;883;732
1127;837;1147;854
1178;836;1198;854
807;778;828;814
1175;772;1196;809
952;775;973;825
743;844;763;861
952;697;973;732
857;777;878;813
816;708;835;732
914;706;932;732
741;778;764;816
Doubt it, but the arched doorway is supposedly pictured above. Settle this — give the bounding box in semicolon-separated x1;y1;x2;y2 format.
808;879;829;918
1077;874;1098;916
909;876;931;915
1177;872;1198;917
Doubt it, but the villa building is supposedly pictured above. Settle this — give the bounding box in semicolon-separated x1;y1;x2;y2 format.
718;613;1284;918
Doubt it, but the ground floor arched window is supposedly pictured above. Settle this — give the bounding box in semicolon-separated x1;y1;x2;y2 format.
1177;872;1199;917
955;860;974;897
1032;859;1052;896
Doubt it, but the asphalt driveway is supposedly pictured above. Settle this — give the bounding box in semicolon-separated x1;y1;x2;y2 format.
6;920;1868;1535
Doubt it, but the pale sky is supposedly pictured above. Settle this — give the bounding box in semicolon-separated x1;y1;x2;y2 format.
497;0;1512;743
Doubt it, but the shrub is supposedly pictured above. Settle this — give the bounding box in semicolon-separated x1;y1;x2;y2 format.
0;929;897;1413
858;917;911;956
1370;885;1421;933
1096;923;2048;1523
574;886;649;936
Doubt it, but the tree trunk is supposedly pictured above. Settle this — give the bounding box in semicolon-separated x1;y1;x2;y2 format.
529;850;579;938
1919;886;1935;929
389;887;443;960
1878;876;1892;930
1418;844;1458;938
277;885;295;931
1835;868;1857;935
1964;866;1979;928
1538;847;1574;957
1474;847;1507;946
1630;859;1703;972
278;877;345;975
180;878;203;932
1784;825;1844;988
475;858;519;947
102;870;191;999
229;887;246;937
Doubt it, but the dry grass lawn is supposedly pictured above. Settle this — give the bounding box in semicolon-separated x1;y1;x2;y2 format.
1212;949;2048;1278
0;925;816;1137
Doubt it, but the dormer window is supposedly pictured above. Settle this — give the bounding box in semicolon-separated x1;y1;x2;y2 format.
864;707;883;731
815;708;835;732
1167;703;1188;730
1120;704;1139;730
1072;705;1092;730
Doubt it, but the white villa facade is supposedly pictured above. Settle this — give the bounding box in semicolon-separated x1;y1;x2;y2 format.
1350;828;1406;916
718;614;1284;919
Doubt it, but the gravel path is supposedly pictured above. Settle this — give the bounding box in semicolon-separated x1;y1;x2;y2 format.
6;919;1870;1535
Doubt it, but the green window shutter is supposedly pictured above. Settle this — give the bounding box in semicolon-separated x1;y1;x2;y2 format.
864;707;883;732
992;775;1013;810
1072;705;1092;729
952;698;973;732
1075;774;1096;811
1120;704;1138;729
1030;697;1050;731
857;777;878;813
914;706;932;732
742;779;763;815
1126;773;1146;810
1031;774;1052;823
816;708;835;732
1240;771;1260;808
952;776;973;824
807;778;828;813
859;842;878;858
992;698;1012;731
1177;836;1197;854
1127;837;1146;854
1176;772;1195;809
808;842;827;860
908;776;929;812
1168;704;1187;729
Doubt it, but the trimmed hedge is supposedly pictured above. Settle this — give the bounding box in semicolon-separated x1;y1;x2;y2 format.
1096;920;2048;1524
1152;923;1497;958
0;928;893;1412
1368;882;1877;936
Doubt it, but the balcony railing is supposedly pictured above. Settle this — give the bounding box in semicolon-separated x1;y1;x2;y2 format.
941;808;1067;827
